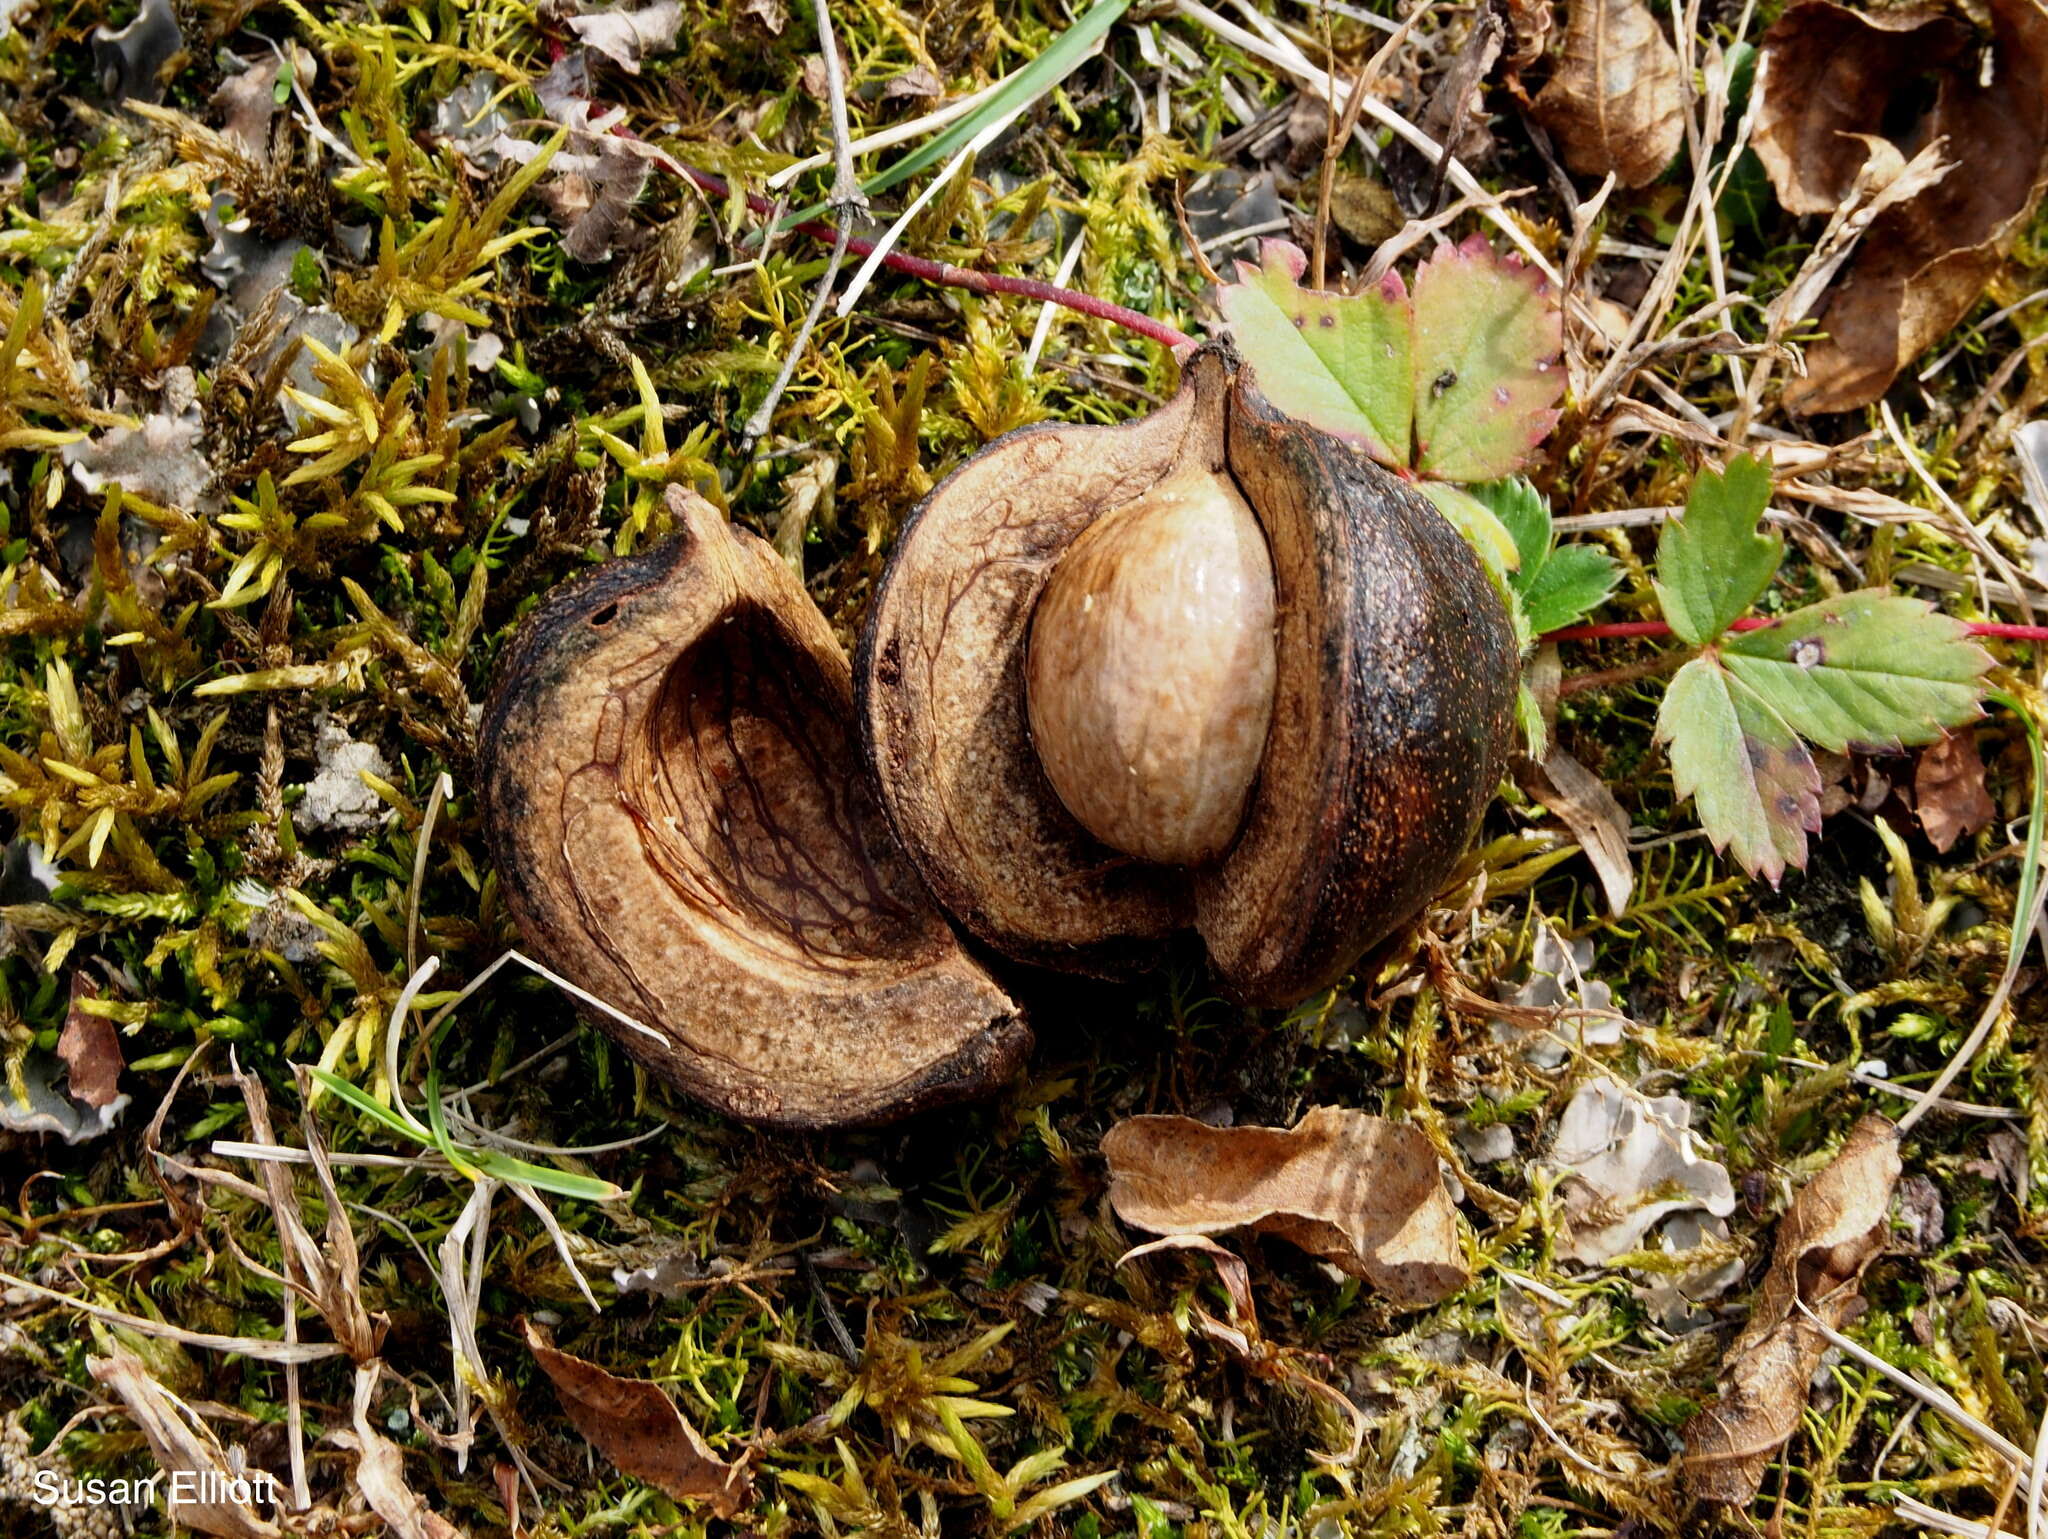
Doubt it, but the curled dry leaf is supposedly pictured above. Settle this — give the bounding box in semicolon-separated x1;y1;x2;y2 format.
57;973;123;1109
1530;0;1683;189
1914;727;1996;854
1101;1107;1467;1308
88;1352;281;1539
1681;1115;1901;1505
1518;748;1633;917
522;1319;753;1517
566;0;682;72
1547;1076;1734;1265
1755;0;2048;412
343;1370;465;1539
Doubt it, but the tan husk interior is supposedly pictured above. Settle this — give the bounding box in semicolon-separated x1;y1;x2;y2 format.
855;352;1239;973
479;488;1027;1128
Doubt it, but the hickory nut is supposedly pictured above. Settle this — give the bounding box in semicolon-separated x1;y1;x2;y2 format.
480;346;1518;1126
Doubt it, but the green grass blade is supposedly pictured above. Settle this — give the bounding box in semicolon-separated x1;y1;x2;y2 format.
466;1150;623;1203
303;1066;430;1144
1990;689;2046;977
778;0;1130;228
423;1063;484;1183
302;1066;620;1201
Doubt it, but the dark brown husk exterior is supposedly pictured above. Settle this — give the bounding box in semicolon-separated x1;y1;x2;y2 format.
477;487;1027;1128
1195;369;1519;1003
857;345;1517;1007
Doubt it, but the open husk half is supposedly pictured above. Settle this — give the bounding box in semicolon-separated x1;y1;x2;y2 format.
478;490;1027;1128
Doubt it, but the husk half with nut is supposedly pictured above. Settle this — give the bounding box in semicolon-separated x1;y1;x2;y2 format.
479;346;1517;1126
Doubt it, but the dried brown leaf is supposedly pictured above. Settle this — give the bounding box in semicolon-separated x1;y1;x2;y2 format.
88;1352;282;1539
522;1319;753;1516
1101;1107;1467;1308
737;0;787;36
566;0;681;71
58;974;123;1109
1681;1115;1901;1505
1502;0;1556;83
1914;727;1996;853
1519;749;1633;917
1757;0;2048;411
1530;0;1682;188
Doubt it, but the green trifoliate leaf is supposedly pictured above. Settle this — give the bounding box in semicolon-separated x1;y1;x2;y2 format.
1216;238;1562;482
1657;653;1822;884
1465;477;1621;635
1719;591;1994;752
1419;483;1522;582
1419;482;1530;646
1654;455;1780;645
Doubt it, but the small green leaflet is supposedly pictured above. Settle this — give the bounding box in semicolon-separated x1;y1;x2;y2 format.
1219;246;1411;466
1653;455;1781;645
1418;483;1521;592
1720;593;1993;752
1411;242;1564;483
1658;655;1822;884
1465;477;1620;636
1656;590;1993;882
1216;237;1562;484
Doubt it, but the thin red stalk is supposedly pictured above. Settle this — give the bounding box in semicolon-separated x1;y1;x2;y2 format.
1541;616;2048;644
675;163;1194;352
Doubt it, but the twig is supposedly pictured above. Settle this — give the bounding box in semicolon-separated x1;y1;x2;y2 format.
1172;0;1563;288
1918;287;2048;382
406;770;451;978
673;163;1191;350
1794;1297;2035;1488
1883;399;2037;625
801;1251;861;1363
1540;617;2048;644
0;1269;346;1363
766;82;1001;190
1895;692;2048;1135
1307;1;1437;289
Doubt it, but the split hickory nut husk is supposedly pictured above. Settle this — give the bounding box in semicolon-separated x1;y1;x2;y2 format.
480;346;1517;1126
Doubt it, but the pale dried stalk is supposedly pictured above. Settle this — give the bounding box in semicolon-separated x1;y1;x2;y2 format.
1882;398;2036;624
765;84;1000;191
0;1270;346;1362
1580;0;1746;416
741;0;864;457
1172;0;1561;287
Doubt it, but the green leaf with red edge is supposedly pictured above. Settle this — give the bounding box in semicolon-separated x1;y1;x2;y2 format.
1657;653;1823;885
1653;455;1780;645
1214;238;1561;482
1719;592;1993;752
1411;236;1564;482
1215;240;1412;466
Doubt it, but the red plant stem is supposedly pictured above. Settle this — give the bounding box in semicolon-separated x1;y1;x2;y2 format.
674;163;1194;352
1541;617;2048;644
